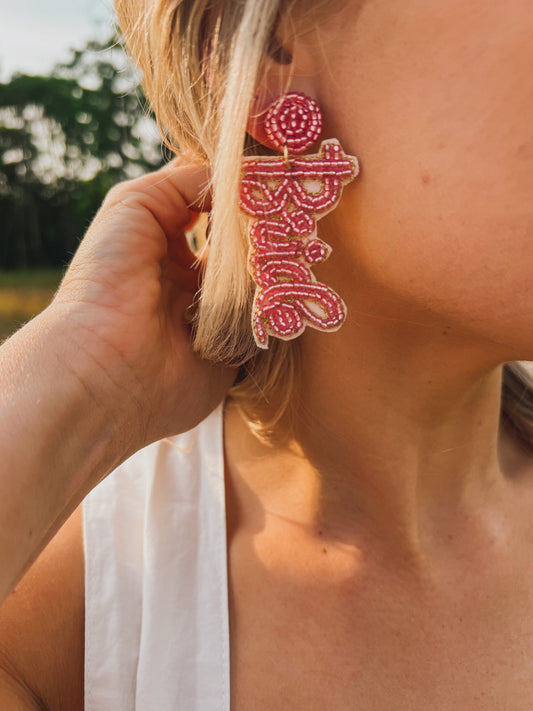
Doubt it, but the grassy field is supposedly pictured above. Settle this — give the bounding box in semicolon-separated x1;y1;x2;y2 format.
0;269;65;341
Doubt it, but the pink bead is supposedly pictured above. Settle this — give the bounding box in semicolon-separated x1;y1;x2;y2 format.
304;239;330;264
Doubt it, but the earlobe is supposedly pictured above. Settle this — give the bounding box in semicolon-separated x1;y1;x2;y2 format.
246;89;277;150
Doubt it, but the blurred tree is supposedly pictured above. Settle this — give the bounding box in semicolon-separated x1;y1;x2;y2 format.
0;34;167;268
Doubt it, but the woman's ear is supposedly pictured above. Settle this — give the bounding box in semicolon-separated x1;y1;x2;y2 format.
246;87;278;149
245;23;320;149
246;34;293;149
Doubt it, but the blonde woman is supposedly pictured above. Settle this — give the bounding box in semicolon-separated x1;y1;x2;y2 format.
1;0;533;708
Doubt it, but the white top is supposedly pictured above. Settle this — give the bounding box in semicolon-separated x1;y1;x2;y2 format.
83;404;230;711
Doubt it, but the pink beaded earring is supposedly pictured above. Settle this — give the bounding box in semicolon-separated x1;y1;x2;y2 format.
239;92;359;349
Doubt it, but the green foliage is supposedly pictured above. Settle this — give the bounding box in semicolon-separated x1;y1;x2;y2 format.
0;268;64;289
0;268;64;341
0;35;167;269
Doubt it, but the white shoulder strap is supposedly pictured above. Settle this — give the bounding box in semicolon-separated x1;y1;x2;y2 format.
83;405;230;711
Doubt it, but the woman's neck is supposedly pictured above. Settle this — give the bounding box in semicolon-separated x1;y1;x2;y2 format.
226;311;520;567
294;323;507;549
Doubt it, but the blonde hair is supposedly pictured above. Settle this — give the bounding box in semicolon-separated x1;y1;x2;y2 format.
115;0;533;447
115;0;310;436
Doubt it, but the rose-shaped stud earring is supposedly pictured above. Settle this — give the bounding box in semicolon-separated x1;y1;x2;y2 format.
239;92;360;349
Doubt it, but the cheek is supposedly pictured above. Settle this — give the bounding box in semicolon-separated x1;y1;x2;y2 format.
323;0;533;345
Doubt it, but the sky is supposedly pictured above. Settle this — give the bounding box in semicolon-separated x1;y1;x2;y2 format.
0;0;114;80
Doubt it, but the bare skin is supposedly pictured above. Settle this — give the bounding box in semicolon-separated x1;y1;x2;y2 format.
2;0;533;708
0;511;84;711
224;405;533;710
224;2;533;706
2;411;533;711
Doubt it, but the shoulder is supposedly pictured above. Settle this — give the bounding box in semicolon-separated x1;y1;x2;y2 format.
0;508;84;711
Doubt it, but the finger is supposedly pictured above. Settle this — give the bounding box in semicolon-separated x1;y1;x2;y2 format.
106;160;212;241
147;159;213;213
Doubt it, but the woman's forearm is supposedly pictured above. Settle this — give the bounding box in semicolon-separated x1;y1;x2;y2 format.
0;306;131;603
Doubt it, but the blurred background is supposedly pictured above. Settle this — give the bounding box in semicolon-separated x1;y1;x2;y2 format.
0;0;168;339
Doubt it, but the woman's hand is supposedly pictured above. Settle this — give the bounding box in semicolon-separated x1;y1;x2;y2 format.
0;158;236;601
51;158;236;448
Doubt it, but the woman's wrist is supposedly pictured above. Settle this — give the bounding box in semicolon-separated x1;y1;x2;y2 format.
0;306;142;600
36;301;151;458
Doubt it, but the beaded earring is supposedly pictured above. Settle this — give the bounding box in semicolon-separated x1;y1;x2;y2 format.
239;92;359;349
